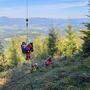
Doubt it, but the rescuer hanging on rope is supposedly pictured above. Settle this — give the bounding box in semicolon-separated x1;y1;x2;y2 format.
21;0;34;61
21;42;33;60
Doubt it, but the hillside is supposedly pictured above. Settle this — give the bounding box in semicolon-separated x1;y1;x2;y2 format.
0;57;90;90
0;17;89;28
0;17;90;90
0;17;89;39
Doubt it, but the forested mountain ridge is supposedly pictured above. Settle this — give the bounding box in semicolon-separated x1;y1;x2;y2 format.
0;17;89;28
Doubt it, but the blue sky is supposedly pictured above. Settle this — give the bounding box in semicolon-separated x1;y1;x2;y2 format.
0;0;88;18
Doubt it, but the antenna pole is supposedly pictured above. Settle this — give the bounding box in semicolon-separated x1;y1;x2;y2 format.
26;0;29;43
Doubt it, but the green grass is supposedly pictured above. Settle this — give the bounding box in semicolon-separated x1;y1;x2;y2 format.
0;57;90;90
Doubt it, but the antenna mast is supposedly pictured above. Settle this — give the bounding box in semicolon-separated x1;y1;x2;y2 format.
26;0;29;43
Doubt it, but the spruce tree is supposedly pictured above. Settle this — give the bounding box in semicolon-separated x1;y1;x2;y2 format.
81;1;90;57
0;37;6;71
82;26;90;57
47;27;58;57
0;42;4;55
10;40;18;67
64;25;77;57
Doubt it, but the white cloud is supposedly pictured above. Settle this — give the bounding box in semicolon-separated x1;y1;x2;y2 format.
0;1;88;18
30;1;88;18
30;1;88;9
0;7;26;18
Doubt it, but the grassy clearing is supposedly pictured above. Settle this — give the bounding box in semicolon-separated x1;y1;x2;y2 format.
0;57;90;90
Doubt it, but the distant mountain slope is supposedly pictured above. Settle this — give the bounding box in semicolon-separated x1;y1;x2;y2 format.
0;17;89;28
0;17;89;38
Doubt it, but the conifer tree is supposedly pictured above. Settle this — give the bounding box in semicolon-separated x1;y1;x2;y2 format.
47;27;58;57
0;37;6;71
64;25;77;57
82;1;90;57
9;40;18;67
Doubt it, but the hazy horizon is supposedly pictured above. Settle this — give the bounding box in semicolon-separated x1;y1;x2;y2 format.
0;16;88;19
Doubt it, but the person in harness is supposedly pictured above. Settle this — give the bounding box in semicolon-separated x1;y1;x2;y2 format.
21;42;27;54
21;42;33;61
31;63;39;72
44;56;53;67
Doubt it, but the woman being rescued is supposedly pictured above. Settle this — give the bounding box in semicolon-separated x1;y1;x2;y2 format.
21;42;33;63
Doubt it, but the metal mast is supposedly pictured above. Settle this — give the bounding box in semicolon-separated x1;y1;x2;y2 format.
26;0;29;43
